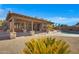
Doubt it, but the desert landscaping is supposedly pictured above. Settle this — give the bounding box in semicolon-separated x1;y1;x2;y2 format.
0;31;79;54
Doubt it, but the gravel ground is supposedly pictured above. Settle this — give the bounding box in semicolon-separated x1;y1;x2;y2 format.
0;32;79;54
0;36;31;54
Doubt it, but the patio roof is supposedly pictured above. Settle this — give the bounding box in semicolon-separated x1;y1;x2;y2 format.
6;12;54;24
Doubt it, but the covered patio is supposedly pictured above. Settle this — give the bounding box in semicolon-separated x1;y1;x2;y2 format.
5;12;53;38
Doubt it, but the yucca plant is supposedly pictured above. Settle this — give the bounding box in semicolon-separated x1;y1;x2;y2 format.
22;36;70;54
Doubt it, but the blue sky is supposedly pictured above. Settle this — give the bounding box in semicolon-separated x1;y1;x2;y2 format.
0;4;79;25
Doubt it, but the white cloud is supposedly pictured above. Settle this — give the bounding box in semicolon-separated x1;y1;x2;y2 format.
0;8;6;20
0;8;5;15
0;5;2;8
6;8;13;12
0;8;13;20
63;9;75;13
0;5;4;16
48;17;79;25
67;10;74;13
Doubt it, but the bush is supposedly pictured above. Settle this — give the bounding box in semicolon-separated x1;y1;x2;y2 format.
47;24;53;31
22;36;70;54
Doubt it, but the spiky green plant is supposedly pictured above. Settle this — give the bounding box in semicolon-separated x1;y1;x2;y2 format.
22;36;70;54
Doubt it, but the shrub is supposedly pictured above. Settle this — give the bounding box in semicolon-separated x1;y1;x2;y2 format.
47;24;54;31
22;36;70;54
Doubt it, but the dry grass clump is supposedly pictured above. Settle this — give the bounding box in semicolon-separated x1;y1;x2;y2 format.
22;36;70;54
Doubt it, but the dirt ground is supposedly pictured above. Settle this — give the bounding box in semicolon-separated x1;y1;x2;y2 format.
0;32;79;54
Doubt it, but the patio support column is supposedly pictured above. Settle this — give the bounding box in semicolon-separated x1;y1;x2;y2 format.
9;18;16;39
20;23;21;30
23;22;26;32
40;23;44;32
24;22;26;29
12;18;15;32
31;21;33;31
31;21;35;35
9;21;12;32
9;18;15;32
27;23;28;31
